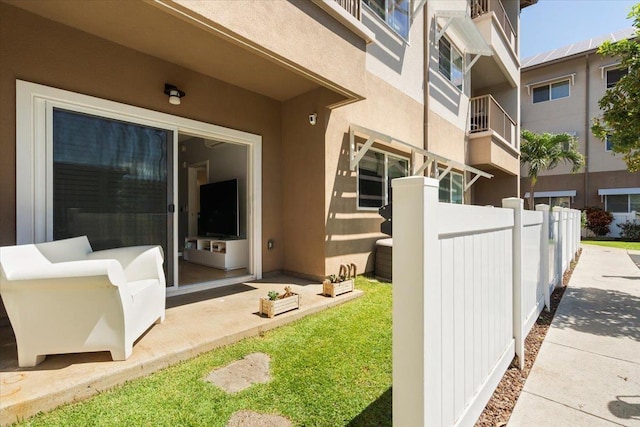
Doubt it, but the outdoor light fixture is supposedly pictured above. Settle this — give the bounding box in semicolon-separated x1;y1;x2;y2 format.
164;84;185;105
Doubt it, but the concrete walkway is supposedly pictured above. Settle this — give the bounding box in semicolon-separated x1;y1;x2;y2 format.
509;245;640;427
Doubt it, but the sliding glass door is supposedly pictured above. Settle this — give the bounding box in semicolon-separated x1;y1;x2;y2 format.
52;108;174;283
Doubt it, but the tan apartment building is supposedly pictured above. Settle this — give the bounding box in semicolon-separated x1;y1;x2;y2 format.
520;29;640;235
0;0;534;311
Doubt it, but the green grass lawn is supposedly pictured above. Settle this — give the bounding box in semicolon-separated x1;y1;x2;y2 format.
581;240;640;251
17;277;392;427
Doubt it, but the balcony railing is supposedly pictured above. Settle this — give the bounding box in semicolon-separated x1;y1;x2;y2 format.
334;0;361;20
469;95;517;148
471;0;517;54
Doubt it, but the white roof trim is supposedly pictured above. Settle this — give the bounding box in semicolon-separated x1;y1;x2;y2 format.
434;11;493;56
524;190;577;198
598;187;640;196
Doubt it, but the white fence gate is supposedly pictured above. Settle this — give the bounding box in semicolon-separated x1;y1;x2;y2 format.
392;177;580;427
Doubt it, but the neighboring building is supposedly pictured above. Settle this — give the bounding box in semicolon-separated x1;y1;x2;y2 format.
0;0;534;309
520;28;640;236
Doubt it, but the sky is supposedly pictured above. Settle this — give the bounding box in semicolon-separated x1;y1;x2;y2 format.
520;0;637;59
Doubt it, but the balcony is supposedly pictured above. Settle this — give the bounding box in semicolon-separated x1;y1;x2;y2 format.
468;95;519;175
471;0;519;87
334;0;361;19
471;0;516;54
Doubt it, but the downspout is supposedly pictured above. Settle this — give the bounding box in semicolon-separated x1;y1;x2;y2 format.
423;3;430;178
584;54;590;209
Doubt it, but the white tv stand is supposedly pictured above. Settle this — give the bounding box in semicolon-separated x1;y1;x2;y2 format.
183;237;248;271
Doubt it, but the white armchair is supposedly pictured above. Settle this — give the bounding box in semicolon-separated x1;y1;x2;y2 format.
0;236;166;367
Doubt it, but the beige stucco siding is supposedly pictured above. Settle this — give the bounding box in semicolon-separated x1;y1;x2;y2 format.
172;0;367;102
0;4;284;274
324;73;424;276
521;54;629;176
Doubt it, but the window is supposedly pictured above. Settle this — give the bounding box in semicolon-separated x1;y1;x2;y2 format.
533;197;571;208
438;169;464;204
606;67;628;88
605;135;614;152
357;148;409;209
532;80;570;103
606;194;640;213
363;0;410;39
438;36;464;91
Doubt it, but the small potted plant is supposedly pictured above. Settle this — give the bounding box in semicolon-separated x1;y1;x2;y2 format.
259;285;301;318
323;263;356;297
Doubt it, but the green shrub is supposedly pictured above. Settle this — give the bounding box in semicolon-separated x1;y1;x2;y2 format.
618;221;640;241
585;207;614;236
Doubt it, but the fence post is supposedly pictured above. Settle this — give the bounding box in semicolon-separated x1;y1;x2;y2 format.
552;206;563;282
536;204;551;311
502;197;524;370
392;176;440;426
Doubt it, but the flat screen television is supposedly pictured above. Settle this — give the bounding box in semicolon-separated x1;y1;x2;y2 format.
198;179;239;238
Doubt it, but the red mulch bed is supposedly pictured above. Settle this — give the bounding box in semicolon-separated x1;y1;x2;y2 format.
475;249;581;427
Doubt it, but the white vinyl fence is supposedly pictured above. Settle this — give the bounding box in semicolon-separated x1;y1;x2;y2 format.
392;177;580;427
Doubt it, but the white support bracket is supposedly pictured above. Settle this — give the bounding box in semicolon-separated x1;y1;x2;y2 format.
435;17;454;44
437;164;454;181
464;173;482;191
349;130;375;171
465;53;482;74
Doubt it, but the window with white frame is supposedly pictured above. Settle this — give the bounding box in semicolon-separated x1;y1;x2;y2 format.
438;36;464;91
606;67;628;88
532;79;570;103
606;194;640;213
438;169;464;204
357;148;409;209
363;0;410;39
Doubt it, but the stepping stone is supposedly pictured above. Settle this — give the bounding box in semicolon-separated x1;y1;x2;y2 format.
226;410;292;427
205;353;271;393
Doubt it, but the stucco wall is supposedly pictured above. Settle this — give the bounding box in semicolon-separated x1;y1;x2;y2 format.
521;54;629;177
0;4;284;274
324;73;424;276
172;0;367;101
280;88;330;279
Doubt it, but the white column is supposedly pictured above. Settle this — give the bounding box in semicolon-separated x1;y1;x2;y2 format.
502;197;524;370
392;176;440;427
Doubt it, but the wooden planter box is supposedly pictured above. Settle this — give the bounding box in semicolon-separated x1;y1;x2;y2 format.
322;279;354;298
259;293;301;318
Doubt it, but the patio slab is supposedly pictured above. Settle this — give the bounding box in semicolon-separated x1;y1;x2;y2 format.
0;275;363;426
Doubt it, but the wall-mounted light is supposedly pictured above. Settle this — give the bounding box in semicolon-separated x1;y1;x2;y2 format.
164;83;185;105
309;113;317;126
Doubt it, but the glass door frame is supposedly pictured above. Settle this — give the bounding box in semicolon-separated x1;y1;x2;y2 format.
16;80;263;290
46;104;176;283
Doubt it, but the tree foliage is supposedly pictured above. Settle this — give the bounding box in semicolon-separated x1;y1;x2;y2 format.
591;4;640;172
520;129;585;210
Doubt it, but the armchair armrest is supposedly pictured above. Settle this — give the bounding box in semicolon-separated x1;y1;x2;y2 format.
88;245;165;284
1;259;126;288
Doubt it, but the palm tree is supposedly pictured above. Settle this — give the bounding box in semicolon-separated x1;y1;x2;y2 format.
520;130;585;210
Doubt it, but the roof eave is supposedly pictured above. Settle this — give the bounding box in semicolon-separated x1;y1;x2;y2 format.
520;0;538;10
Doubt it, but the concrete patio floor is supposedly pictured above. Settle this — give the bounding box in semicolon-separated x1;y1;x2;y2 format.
0;275;363;426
